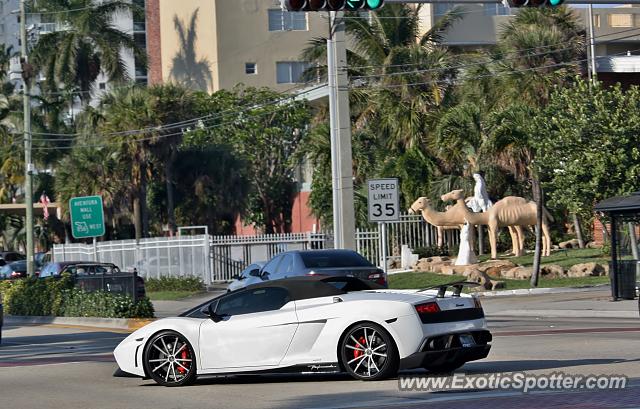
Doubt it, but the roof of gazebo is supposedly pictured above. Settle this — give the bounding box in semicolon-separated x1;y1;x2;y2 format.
594;192;640;214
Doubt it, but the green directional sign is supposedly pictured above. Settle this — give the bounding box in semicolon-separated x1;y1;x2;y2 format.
69;195;105;239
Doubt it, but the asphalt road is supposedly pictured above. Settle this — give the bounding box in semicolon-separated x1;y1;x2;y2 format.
1;295;639;409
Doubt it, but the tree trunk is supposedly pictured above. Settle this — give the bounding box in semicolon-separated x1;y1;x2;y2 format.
140;162;149;238
133;196;142;242
165;152;177;235
572;213;585;249
530;178;543;288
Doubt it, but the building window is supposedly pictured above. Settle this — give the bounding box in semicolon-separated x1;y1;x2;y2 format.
593;14;601;28
276;61;309;84
268;9;307;31
99;82;106;90
245;63;257;75
434;3;454;17
608;14;633;28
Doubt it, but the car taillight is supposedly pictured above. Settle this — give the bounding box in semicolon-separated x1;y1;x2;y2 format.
415;302;440;314
11;271;19;277
368;271;387;287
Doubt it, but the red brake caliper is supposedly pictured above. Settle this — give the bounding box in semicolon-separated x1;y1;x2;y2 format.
177;346;188;374
353;336;367;359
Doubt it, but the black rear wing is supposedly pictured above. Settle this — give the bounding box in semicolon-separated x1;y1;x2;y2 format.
417;281;481;298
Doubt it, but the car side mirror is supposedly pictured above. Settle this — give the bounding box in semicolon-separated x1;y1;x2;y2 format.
205;303;225;323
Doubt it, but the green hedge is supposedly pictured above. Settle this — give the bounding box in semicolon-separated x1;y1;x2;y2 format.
144;276;204;292
0;275;154;318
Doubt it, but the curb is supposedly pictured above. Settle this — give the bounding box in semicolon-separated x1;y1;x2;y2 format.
474;284;611;297
5;315;156;331
488;309;639;319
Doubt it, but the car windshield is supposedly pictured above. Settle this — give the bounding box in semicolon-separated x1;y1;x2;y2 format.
300;252;373;268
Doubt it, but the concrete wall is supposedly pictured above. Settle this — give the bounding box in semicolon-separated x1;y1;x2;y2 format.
149;0;326;93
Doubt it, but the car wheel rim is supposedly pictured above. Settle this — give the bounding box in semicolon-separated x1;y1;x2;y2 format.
148;335;193;384
344;326;388;378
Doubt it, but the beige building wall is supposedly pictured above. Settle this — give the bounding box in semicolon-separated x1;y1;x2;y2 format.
152;0;326;93
425;4;640;56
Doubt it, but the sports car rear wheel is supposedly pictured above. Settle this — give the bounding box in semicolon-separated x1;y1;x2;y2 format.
340;323;398;381
144;331;196;387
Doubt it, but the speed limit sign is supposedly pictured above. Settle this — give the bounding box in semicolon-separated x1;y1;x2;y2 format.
367;178;400;222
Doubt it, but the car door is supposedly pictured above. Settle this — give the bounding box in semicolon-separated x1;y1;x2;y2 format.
199;286;298;369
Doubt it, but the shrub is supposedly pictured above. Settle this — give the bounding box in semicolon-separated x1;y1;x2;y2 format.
0;275;154;318
144;276;204;292
414;245;450;259
61;289;155;318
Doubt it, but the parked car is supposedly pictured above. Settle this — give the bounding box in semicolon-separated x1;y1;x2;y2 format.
249;249;387;287
38;261;146;300
227;261;266;292
0;260;28;279
0;251;25;267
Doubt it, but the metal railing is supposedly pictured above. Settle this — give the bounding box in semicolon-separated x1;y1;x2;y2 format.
53;215;458;283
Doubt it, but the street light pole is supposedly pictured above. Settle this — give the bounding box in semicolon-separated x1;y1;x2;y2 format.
20;0;35;276
327;11;356;250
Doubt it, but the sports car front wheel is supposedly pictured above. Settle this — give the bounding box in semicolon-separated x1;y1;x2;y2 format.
143;330;197;387
340;322;399;381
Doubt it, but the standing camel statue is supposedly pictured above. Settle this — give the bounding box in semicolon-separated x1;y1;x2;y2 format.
408;197;470;248
441;189;525;257
410;195;553;259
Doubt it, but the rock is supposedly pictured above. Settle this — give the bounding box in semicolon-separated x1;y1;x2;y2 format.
559;239;580;249
387;257;401;270
412;257;451;273
464;268;494;290
503;266;533;280
540;264;565;278
477;260;517;277
586;241;603;249
567;262;608;277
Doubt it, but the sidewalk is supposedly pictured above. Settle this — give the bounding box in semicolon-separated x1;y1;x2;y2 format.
481;286;639;319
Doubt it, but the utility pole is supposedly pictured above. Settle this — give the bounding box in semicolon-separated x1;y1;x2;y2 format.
327;11;356;250
588;4;597;82
20;0;35;276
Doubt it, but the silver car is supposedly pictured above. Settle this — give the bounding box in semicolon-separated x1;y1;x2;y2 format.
227;262;266;292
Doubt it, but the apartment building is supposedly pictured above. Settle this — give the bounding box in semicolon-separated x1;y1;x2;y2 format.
1;0;147;106
420;3;640;86
145;0;327;92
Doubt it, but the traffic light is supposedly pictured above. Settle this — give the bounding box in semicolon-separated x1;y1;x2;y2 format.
503;0;564;7
283;0;384;12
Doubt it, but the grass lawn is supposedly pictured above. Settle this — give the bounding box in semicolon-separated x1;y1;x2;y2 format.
147;290;204;301
388;271;610;291
477;248;609;269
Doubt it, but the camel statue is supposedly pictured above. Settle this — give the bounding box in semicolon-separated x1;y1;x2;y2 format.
441;189;525;257
408;197;473;248
410;194;553;259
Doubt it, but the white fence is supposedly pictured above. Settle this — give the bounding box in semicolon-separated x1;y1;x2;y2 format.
53;214;459;283
53;235;211;283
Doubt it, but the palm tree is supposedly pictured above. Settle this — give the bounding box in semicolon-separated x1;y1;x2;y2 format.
31;0;146;103
145;84;197;234
302;4;464;152
78;86;156;240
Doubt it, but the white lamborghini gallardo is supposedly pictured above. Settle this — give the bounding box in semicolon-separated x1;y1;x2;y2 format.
113;276;492;386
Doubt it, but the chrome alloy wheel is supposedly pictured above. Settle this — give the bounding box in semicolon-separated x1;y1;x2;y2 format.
145;332;195;386
343;326;389;378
